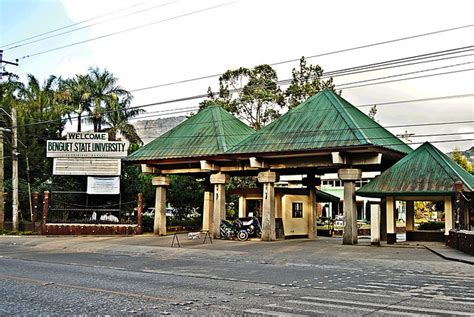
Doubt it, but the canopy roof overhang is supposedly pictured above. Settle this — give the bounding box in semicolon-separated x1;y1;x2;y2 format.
357;142;474;198
130;144;407;177
125;90;412;177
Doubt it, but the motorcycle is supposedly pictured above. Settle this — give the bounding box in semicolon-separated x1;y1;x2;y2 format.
220;217;262;241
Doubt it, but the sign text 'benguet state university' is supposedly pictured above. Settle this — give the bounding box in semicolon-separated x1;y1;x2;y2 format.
47;132;128;158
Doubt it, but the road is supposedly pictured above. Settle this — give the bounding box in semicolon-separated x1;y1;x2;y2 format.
0;235;473;316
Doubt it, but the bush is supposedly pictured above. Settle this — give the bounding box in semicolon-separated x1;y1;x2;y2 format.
418;221;445;231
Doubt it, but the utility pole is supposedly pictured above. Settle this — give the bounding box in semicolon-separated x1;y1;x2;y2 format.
0;130;4;230
1;50;19;231
12;107;19;231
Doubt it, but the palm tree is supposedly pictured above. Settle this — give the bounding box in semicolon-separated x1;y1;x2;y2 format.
86;67;129;132
58;75;90;132
103;94;145;144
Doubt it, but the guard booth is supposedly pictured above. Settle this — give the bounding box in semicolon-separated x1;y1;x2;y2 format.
229;187;339;238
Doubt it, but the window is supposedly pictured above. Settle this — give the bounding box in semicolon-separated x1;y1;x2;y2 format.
292;202;303;218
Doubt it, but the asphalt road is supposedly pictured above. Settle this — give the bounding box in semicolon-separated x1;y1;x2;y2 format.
0;235;473;316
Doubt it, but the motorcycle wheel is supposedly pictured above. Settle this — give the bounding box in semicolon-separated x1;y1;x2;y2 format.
237;230;249;241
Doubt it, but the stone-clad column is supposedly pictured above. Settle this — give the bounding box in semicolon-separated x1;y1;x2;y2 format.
210;173;229;238
444;196;453;237
405;200;415;232
370;204;381;246
202;191;214;232
152;176;170;236
338;168;361;245
386;196;396;244
304;174;319;240
258;171;278;241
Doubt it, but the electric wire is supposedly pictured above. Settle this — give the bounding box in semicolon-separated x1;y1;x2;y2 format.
16;2;235;60
4;1;176;51
130;46;474;93
2;1;148;48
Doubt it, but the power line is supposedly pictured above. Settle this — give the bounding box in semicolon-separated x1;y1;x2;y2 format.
12;90;474;129
4;1;175;51
271;23;474;66
357;93;474;108
16;2;235;60
337;68;474;90
130;46;474;93
2;1;148;48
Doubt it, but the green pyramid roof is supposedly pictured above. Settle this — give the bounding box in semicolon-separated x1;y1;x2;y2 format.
357;142;474;197
126;105;255;161
227;90;412;155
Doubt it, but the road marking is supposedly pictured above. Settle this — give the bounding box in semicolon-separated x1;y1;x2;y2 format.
245;308;308;316
328;289;392;298
286;300;417;316
300;296;474;316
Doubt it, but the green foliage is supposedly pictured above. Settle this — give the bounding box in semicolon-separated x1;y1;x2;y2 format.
368;105;378;120
200;64;284;130
285;57;335;109
121;164;154;210
167;175;204;219
451;147;473;174
418;221;445;231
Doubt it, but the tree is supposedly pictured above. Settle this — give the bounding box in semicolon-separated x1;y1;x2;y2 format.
285;57;335;109
85;67;129;132
167;175;204;220
16;74;69;183
451;147;473;174
58;75;91;132
368;105;378;120
200;64;284;130
102;93;144;144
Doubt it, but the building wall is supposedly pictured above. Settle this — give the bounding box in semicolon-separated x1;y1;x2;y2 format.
282;194;311;236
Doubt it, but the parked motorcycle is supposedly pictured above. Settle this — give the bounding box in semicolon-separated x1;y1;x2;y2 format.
220;217;262;241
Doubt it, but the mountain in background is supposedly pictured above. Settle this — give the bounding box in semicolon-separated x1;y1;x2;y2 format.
134;116;186;145
446;146;474;164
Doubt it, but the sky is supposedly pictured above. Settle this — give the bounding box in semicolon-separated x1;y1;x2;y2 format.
1;0;473;152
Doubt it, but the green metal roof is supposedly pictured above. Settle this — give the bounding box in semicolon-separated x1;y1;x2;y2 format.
227;90;412;155
126;105;255;161
357;142;474;197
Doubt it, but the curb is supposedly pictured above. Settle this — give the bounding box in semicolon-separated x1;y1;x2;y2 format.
424;246;474;265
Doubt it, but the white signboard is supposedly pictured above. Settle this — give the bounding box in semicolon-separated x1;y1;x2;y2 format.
47;132;128;158
87;176;120;195
53;158;121;176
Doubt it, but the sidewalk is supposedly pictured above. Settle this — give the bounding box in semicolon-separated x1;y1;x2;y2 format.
1;233;472;265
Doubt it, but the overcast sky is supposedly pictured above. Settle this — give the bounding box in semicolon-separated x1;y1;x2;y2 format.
1;0;473;152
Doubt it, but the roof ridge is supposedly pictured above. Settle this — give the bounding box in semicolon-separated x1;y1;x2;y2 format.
322;90;369;144
212;106;227;152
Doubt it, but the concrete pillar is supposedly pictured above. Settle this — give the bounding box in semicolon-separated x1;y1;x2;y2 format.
386;196;396;244
444;196;453;236
202;191;214;232
258;171;278;241
210;173;229;238
406;200;415;231
338;168;361;245
308;188;317;239
238;196;246;218
152;176;170;236
370;204;381;246
380;197;387;241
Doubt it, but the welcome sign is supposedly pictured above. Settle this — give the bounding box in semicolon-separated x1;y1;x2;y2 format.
47;132;128;158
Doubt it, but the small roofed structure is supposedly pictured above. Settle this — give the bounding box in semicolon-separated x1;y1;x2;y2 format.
126;90;412;244
357;142;474;245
